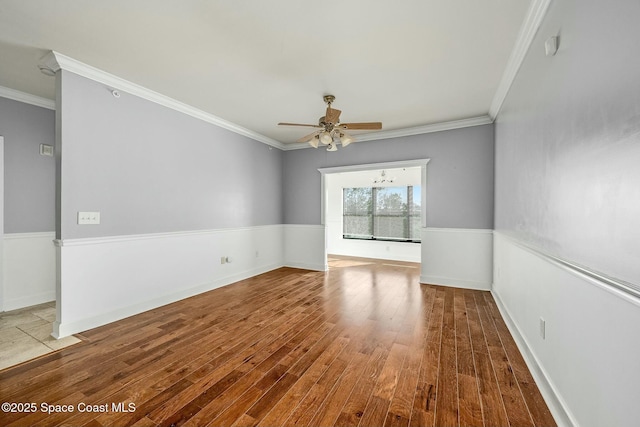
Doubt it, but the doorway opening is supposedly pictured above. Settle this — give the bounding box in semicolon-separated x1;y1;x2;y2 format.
318;159;429;266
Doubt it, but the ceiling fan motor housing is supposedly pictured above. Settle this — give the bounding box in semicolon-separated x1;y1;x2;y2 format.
323;95;335;105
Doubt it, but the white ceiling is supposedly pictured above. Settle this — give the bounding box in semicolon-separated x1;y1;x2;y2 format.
0;0;532;145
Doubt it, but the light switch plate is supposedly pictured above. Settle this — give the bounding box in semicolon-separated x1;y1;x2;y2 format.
78;211;100;225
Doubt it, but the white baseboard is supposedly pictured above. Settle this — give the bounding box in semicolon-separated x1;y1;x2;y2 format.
283;261;328;272
419;275;490;291
421;228;493;290
3;292;56;312
2;232;56;312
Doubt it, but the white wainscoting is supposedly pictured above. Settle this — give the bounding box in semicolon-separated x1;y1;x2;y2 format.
326;220;421;263
283;224;327;271
493;232;640;427
3;232;56;311
54;225;284;338
420;227;493;290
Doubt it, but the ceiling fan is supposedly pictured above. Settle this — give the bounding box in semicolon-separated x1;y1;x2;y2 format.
278;95;382;151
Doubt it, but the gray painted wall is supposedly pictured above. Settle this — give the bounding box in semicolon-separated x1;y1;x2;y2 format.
495;0;640;285
0;97;55;233
283;124;495;229
58;71;283;239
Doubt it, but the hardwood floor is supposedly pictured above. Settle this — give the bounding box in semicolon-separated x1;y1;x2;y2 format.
0;256;556;427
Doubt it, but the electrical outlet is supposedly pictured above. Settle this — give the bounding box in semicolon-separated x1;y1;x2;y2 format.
539;318;546;340
40;144;54;156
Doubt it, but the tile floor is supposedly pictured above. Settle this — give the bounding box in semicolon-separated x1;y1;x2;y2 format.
0;302;82;371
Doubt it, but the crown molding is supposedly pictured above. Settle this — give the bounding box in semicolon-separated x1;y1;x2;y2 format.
40;51;286;150
41;17;547;154
0;85;55;110
489;0;552;120
281;115;493;151
356;115;493;142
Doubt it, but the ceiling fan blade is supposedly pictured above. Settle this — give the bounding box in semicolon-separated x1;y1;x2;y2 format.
339;122;382;130
278;122;323;128
324;107;341;124
296;130;321;143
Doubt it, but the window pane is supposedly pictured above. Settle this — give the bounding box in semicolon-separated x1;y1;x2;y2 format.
374;187;408;240
343;185;421;242
343;188;372;238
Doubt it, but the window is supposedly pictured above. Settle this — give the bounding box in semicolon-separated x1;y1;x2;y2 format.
343;186;421;242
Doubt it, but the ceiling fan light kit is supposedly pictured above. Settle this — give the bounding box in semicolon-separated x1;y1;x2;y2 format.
278;95;382;151
338;132;354;147
320;131;333;145
308;135;320;148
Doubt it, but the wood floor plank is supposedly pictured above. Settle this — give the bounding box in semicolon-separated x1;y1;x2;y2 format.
475;292;535;427
284;358;348;426
231;413;256;427
387;286;433;427
464;290;510;427
245;371;299;422
181;370;264;427
410;287;444;427
0;257;555;427
206;385;264;427
359;395;393;427
482;294;557;427
182;315;347;425
207;318;348;426
358;329;408;424
298;319;378;426
371;342;409;402
308;351;369;427
434;287;459;427
454;288;484;427
131;416;160;427
333;347;391;426
144;311;317;423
